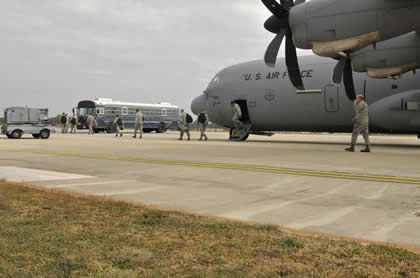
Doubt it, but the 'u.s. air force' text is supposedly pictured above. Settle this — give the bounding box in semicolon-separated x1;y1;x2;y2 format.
243;70;314;81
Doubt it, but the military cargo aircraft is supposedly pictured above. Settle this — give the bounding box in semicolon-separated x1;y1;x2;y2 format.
191;55;420;141
261;0;420;93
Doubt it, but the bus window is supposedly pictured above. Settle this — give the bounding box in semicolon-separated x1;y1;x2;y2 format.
161;109;167;117
122;107;128;116
97;107;105;115
79;107;96;116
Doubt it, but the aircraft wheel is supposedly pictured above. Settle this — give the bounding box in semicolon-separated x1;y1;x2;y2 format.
39;129;50;139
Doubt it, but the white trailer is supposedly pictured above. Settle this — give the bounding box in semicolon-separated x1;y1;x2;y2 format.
1;107;55;139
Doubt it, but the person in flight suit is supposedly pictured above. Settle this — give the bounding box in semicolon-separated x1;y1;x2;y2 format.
346;95;371;152
178;109;191;141
231;101;242;130
133;109;144;139
197;109;209;141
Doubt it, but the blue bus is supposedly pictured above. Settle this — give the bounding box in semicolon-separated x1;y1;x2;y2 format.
76;98;179;133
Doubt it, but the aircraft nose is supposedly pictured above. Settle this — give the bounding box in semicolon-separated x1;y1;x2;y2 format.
191;94;207;115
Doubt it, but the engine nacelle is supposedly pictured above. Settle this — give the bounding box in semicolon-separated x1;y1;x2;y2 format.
370;90;420;133
351;32;420;78
289;0;420;57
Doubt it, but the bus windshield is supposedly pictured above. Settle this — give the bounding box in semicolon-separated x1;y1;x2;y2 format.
78;107;96;116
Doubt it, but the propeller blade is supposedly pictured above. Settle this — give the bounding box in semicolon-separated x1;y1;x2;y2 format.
280;0;294;9
261;0;289;19
264;29;286;67
333;57;347;84
285;32;305;90
264;15;284;34
343;59;356;101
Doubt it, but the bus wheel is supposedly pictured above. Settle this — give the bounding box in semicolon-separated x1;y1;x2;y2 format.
40;129;50;139
156;124;167;133
11;130;23;139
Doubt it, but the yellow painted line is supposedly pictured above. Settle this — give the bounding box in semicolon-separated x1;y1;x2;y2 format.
5;149;420;185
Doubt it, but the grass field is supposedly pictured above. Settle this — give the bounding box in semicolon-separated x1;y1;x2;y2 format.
0;181;419;277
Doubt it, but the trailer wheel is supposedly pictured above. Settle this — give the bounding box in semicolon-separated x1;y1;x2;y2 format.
32;134;41;139
40;129;50;139
11;130;23;139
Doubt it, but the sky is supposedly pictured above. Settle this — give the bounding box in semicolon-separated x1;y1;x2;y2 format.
0;0;311;115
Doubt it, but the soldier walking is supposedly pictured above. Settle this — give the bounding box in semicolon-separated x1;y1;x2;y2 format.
346;95;371;152
70;115;78;134
60;113;67;134
86;114;97;135
178;109;191;141
133;109;144;139
113;114;124;137
197;109;209;141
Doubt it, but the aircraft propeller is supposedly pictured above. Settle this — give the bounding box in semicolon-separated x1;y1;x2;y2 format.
262;0;305;90
332;53;356;101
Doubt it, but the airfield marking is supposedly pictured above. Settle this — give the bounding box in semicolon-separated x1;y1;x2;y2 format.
0;166;93;182
6;149;420;185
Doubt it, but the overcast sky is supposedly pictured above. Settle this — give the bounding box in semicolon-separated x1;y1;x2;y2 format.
0;0;310;115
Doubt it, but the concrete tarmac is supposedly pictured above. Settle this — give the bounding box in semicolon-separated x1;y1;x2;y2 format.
1;131;419;248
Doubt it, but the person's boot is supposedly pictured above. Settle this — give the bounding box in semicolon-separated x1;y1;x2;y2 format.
345;146;355;152
361;146;371;153
205;135;208;141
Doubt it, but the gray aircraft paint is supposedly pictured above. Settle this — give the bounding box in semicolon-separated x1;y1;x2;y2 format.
289;0;420;50
352;31;420;72
191;55;420;135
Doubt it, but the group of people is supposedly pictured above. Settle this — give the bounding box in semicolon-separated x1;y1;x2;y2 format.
59;113;78;134
59;95;370;151
178;109;209;141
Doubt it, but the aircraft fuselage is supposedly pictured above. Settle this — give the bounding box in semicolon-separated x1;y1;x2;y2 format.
192;56;420;135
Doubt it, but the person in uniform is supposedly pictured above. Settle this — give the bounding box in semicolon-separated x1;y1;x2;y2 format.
113;114;123;137
60;113;67;134
197;109;209;141
346;95;371;152
133;109;144;139
178;109;191;141
86;114;97;135
70;114;78;134
231;101;242;129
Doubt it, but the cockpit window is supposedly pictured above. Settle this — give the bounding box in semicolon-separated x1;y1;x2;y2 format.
207;74;222;90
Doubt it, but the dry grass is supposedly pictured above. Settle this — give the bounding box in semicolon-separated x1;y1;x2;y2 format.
0;181;419;277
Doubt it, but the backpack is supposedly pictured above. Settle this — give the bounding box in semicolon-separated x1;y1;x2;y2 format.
60;115;67;124
186;113;193;124
198;113;206;124
117;117;123;126
70;117;77;125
